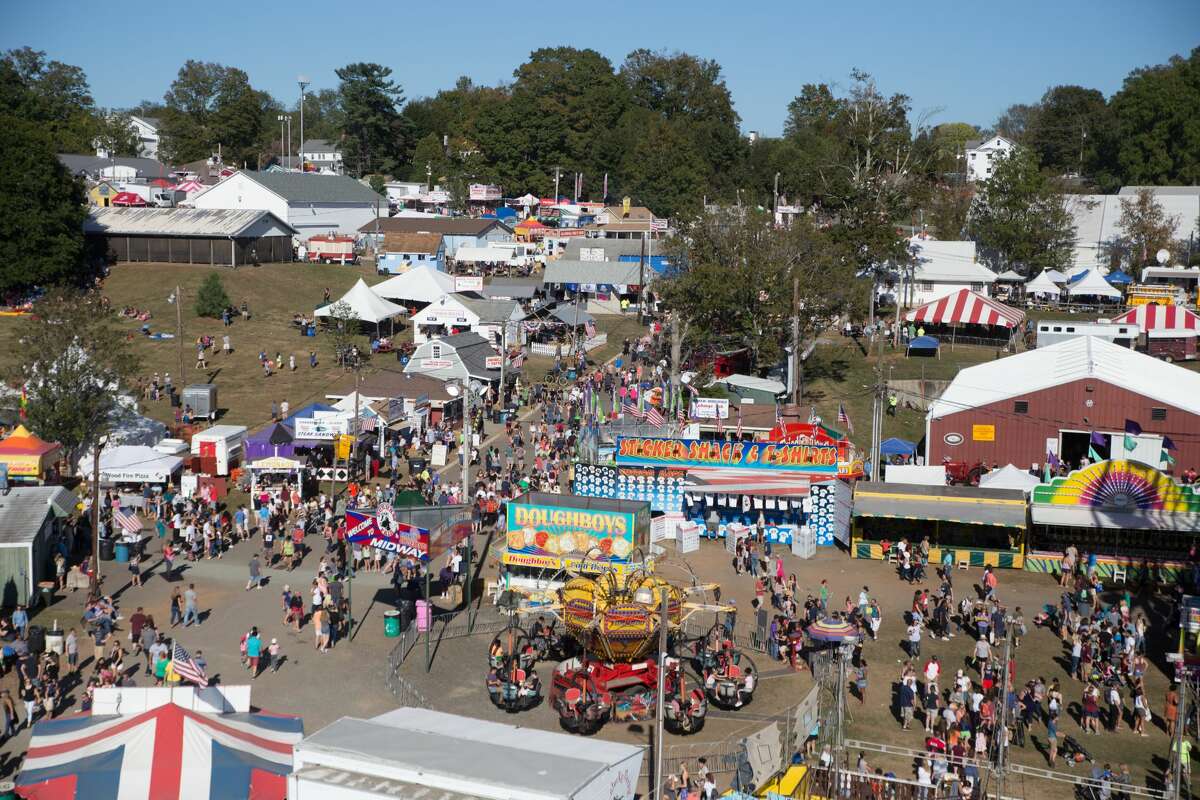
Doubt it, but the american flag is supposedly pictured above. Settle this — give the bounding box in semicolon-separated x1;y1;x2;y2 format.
715;412;724;436
113;508;142;533
645;406;665;426
736;408;743;439
650;218;668;232
676;401;686;423
509;351;524;369
171;642;209;687
775;402;783;425
622;400;641;418
837;403;854;433
584;320;597;339
360;415;377;432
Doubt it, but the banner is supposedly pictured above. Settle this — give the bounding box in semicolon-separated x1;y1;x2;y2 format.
454;276;484;292
504;500;643;571
573;464;686;513
344;509;430;560
690;398;729;419
294;416;348;440
616;437;839;473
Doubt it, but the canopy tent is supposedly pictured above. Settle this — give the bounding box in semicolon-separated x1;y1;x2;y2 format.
550;302;595;326
1026;271;1064;296
106;403;169;448
906;335;941;358
516;193;539;207
110;192;146;207
1066;269;1122;299
1112;304;1200;335
979;463;1041;492
905;289;1025;329
371;265;454;306
1105;269;1134;285
0;425;63;481
995;270;1024;282
494;207;518;220
880;438;917;457
174;180;204;194
314;278;407;325
281;402;336;429
78;445;183;484
16;696;303;800
1043;269;1068;282
267;423;294;446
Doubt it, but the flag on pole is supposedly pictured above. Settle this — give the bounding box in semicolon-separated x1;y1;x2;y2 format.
509;351;525;369
736;407;743;440
113;508;143;533
1089;430;1106;446
19;386;27;420
1124;419;1143;436
1124;434;1138;453
677;397;686;423
622;400;639;418
716;411;724;436
171;642;209;687
584;319;597;339
808;406;818;423
837;403;854;433
1087;445;1102;462
645;406;665;426
775;402;783;426
1163;448;1177;465
1163;435;1177;451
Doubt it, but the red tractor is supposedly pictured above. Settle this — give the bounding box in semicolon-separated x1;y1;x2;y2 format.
943;458;987;486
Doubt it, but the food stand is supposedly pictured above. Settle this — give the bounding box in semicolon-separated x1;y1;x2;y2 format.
0;425;63;484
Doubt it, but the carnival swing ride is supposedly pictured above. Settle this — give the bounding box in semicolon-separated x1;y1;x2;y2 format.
485;565;757;736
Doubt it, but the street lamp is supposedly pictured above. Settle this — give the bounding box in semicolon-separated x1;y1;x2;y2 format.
444;379;485;634
89;434;109;598
298;76;309;170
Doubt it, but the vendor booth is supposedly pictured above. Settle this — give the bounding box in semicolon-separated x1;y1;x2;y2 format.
0;425;63;484
904;289;1025;347
1026;459;1200;582
78;445;183;485
852;482;1028;568
247;455;310;500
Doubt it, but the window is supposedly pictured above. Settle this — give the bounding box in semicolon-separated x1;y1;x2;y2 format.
1065;327;1075;333
1014;401;1028;414
919;281;934;291
418;254;426;261
971;283;984;292
1151;408;1167;421
1052;326;1062;332
431;344;441;358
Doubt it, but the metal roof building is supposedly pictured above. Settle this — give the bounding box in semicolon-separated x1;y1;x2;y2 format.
85;207;297;266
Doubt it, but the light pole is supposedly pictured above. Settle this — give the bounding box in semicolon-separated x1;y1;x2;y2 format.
445;380;483;632
89;434;109;597
277;115;287;167
298;76;309;169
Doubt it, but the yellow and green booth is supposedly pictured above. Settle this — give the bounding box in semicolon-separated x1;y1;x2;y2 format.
851;482;1028;568
1028;459;1200;583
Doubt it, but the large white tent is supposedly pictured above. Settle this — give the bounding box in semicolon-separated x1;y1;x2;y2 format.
314;278;407;324
979;463;1040;492
78;444;184;484
1026;271;1063;296
372;265;454;305
1067;269;1122;299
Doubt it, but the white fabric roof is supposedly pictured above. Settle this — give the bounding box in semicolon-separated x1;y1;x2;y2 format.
929;336;1200;421
1026;271;1063;295
718;374;788;395
78;445;183;483
371;265;454;305
995;270;1024;282
910;239;997;283
979;464;1040;491
314;278;406;324
1067;269;1122;299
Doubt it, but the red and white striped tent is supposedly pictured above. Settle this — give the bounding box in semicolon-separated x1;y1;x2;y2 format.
1111;304;1200;335
905;289;1025;329
174;180;205;194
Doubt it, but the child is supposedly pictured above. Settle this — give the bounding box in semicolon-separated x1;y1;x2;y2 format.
269;639;282;672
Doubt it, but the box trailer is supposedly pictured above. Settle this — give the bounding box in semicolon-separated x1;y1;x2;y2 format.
189;425;247;476
305;235;358;264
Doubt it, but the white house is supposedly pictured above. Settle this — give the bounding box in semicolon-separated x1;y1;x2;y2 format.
189;171;384;238
411;293;524;345
965;135;1015;181
908;238;998;306
95;115;160;160
299;139;343;174
403;332;505;384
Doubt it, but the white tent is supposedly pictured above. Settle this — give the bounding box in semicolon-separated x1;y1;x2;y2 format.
979;463;1040;492
1043;270;1068;283
78;445;183;484
314;278;407;324
1067;269;1122;299
1026;271;1063;296
372;265;454;305
995;270;1024;282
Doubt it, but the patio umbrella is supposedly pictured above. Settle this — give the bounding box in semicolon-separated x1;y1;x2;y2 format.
807;618;861;642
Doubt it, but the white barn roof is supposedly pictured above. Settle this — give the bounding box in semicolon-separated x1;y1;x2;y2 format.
928;336;1200;421
910;239;997;283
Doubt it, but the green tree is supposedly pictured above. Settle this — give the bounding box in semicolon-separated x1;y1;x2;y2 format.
620;116;705;218
1026;85;1109;177
194;272;231;318
408;132;449;183
10;288;141;469
0;63;87;292
160;61;270;165
1114;187;1181;266
915;122;980;178
296;87;342;142
336;62;409;177
93;110;141;157
993;103;1041;143
2;47;97;153
1108;47;1200;186
926;184;974;240
967;147;1076;274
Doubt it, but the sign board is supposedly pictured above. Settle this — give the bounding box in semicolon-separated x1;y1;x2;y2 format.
677;522;700;553
430;443;448;467
690;397;730;419
972;424;996;442
616;437;839;474
294;416;348;440
335;434;354;461
419;358;455;369
573;464;686;513
454;276;484;293
485;356;503;370
650;516;668;543
504;500;646;572
344;509;430;560
579;247;606;262
468;184;501;201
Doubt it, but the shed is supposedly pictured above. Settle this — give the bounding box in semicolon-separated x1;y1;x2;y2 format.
0;487;75;607
84;207;297;265
404;332;505;383
378;232;446;274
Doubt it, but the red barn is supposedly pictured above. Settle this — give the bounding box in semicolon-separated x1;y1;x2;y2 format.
926;336;1200;475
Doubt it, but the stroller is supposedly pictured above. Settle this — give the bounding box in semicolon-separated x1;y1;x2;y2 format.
1059;734;1094;767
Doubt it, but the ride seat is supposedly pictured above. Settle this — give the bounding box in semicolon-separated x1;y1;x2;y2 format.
564;687;582;705
727;664;742;678
514;668;526;682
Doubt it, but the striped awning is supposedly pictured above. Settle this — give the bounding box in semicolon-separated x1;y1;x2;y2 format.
905;289;1025;329
1111;304;1200;333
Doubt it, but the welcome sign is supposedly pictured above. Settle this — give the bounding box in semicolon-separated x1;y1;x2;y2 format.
344;509;430;560
616;437;840;473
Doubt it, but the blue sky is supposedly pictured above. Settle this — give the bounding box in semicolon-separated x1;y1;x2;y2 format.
5;0;1197;135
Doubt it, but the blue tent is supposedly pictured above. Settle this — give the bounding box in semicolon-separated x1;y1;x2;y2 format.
495;207;518;220
907;335;941;359
1106;269;1133;285
281;402;336;429
880;437;917;457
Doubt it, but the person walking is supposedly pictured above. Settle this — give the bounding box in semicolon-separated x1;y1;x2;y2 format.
223;334;232;356
182;583;200;626
246;556;262;590
245;628;262;678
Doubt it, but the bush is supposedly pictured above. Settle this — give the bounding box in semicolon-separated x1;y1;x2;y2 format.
194;272;231;318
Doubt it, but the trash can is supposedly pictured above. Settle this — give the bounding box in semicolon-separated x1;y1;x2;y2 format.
98;537;115;562
407;457;427;473
114;541;130;563
416;600;430;632
384;610;401;637
38;581;55;608
0;780;17;800
45;630;64;655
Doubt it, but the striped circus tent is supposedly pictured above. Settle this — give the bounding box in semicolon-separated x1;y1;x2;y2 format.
17;702;302;799
1111;304;1200;333
905;288;1025;329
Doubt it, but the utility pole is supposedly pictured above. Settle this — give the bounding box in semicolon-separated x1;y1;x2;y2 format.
89;439;105;598
175;285;184;389
792;276;801;406
638;236;647;325
277;115;286;165
652;586;669;799
994;621;1015;800
773;172;780;225
553;167;561;204
1170;677;1189;800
